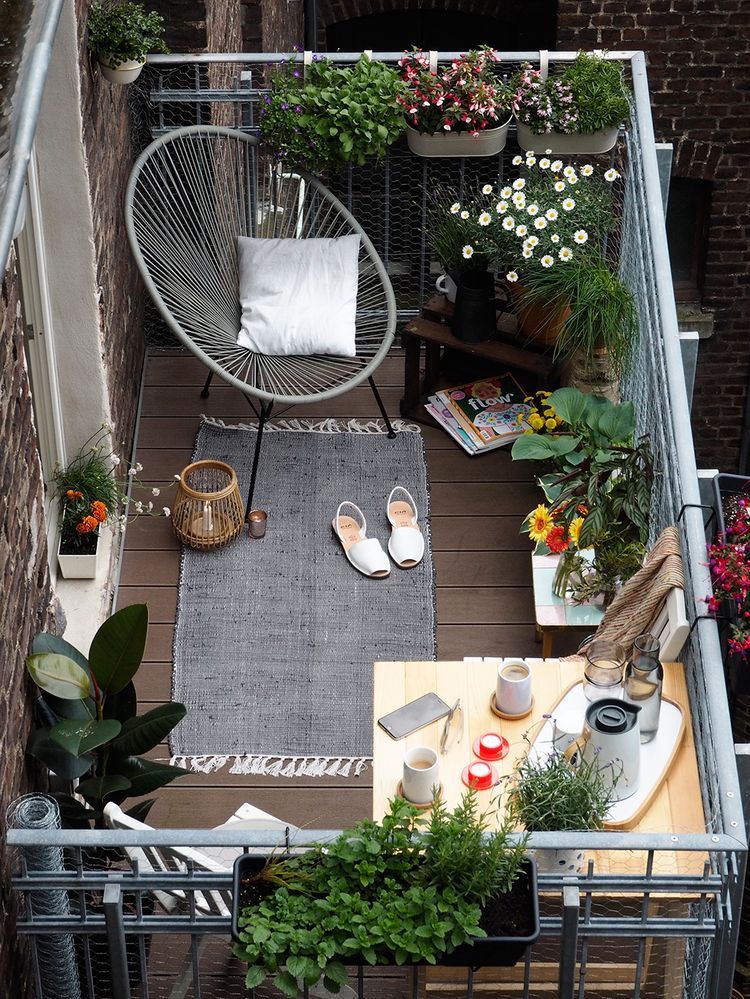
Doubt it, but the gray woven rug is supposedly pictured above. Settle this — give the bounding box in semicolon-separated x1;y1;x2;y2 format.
169;417;436;777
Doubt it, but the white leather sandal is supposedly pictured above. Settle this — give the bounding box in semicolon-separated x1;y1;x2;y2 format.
386;487;425;569
332;502;390;578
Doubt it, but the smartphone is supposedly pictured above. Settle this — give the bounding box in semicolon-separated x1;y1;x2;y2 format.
377;693;451;741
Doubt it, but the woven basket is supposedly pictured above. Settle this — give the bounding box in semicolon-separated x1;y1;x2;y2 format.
172;460;244;550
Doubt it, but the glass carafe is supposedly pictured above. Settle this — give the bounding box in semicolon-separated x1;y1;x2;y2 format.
581;638;626;702
623;633;663;743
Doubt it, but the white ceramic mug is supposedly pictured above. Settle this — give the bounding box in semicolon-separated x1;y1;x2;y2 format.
402;746;439;804
496;659;533;716
435;273;458;303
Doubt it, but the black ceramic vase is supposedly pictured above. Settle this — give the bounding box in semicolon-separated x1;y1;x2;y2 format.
452;270;496;343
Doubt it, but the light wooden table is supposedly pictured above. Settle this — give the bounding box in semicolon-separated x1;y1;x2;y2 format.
372;658;706;878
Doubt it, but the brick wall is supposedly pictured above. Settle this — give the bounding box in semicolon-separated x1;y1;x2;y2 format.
0;252;54;996
556;0;750;471
75;0;146;451
240;0;303;52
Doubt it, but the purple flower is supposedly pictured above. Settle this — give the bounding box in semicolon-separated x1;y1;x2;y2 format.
293;70;301;78
281;102;289;110
295;105;302;112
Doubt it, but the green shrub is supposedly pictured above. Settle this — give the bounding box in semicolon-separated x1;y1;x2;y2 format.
87;2;168;66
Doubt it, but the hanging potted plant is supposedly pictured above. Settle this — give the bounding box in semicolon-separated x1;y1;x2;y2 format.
506;742;617;873
511;52;630;155
398;47;512;158
87;1;168;85
232;791;538;995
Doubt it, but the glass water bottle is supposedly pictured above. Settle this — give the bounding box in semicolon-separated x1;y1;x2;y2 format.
623;633;663;743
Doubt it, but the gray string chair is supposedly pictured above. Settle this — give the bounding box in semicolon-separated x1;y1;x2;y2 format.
125;125;397;514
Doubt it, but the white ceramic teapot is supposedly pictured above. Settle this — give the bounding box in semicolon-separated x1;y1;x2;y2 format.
569;699;642;802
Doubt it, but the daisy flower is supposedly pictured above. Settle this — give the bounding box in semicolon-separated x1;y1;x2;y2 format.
460;210;470;220
512;178;526;191
554;180;566;193
580;164;594;177
539;157;551;169
496;201;508;213
162;506;171;517
450;202;461;214
562;197;576;211
545;208;559;221
551;160;563;172
558;246;574;261
482;184;493;195
506;270;519;283
512;155;523;166
573;229;588;244
545;148;552;154
525;155;537;166
522;247;534;259
526;203;539;216
515;224;528;237
528;504;553;544
500;186;512;199
605;168;621;182
540;254;555;268
462;245;475;258
525;235;540;248
567;174;578;185
550;233;560;244
502;216;516;230
534;217;548;230
478;212;491;226
151;487;160;496
563;165;576;178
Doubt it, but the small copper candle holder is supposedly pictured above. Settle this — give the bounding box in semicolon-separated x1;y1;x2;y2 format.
247;509;268;539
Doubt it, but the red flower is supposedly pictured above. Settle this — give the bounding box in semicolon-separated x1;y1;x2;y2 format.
546;524;569;554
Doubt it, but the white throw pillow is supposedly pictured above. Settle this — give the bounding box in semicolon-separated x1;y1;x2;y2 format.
237;234;360;357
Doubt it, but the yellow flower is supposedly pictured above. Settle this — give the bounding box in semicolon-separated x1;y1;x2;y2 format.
523;428;534;435
569;516;585;548
516;413;525;425
524;396;534;403
528;505;553;544
539;390;552;397
543;408;555;417
529;413;544;430
545;418;557;431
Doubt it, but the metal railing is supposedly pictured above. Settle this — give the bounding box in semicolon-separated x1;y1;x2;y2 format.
8;50;747;999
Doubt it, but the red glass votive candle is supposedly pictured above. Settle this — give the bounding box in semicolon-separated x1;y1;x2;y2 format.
461;761;497;790
473;732;509;762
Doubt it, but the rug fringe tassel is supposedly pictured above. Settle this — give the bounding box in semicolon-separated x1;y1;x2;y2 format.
201;415;420;435
168;754;371;778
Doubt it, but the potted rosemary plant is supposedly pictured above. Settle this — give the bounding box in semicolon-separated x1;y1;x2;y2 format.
232;791;537;995
512;52;630;155
87;1;168;85
398;47;512;157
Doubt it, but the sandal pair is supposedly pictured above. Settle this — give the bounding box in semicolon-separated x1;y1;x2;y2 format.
332;487;425;579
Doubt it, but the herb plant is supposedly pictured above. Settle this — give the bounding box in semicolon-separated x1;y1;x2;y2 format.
87;2;168;67
235;791;528;996
259;57;405;172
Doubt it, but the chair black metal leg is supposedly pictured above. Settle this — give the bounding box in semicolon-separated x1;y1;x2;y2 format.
369;376;396;438
200;371;214;399
245;400;273;518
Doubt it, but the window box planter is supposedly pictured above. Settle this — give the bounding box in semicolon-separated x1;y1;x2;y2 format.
515;118;620;156
231;854;539;969
712;473;750;539
57;529;100;579
406;115;512;158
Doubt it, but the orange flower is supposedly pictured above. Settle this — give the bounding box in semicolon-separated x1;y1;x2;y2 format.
546;524;569;554
76;515;99;535
66;489;84;501
91;501;108;523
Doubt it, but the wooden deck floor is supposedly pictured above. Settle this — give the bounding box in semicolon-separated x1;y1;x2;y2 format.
117;349;574;830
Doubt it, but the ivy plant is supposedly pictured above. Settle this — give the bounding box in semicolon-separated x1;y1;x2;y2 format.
259;56;406;172
87;2;168;67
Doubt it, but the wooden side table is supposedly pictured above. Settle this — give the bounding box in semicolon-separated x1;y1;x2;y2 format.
400;294;554;421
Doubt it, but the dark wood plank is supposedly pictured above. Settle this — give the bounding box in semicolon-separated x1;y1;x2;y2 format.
437;624;541;659
437;586;534;624
430;480;540;517
426;447;535;483
433;551;531;586
119;549;181;587
118;587;177;623
431;516;531;551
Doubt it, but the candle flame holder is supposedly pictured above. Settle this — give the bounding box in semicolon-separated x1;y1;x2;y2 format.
172;460;244;550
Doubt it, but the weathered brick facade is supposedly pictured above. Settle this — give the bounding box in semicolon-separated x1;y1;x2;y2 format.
0;252;54;996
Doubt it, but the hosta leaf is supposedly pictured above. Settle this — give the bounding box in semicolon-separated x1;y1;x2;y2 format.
27;653;91;701
548;387;587;426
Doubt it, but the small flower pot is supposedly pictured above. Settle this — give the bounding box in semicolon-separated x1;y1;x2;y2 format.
97;56;145;85
57;532;100;579
515;118;620;155
406;115;512;158
508;281;570;346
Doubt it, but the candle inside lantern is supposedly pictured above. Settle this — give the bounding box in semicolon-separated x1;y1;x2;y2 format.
202;501;214;534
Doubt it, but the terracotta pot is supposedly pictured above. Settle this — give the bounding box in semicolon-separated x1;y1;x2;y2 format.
508;282;570;346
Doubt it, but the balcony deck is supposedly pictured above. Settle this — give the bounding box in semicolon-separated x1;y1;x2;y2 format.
117;348;580;830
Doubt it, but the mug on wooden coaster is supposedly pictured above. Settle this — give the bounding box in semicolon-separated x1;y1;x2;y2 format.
402;746;439;805
496;659;533;717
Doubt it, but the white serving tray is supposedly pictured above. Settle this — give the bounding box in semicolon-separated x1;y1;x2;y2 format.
528;681;686;829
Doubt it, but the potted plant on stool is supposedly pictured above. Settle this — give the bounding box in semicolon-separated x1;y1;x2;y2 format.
87;1;168;85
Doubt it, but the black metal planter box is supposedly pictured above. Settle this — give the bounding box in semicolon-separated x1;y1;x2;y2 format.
713;473;750;537
232;854;539;970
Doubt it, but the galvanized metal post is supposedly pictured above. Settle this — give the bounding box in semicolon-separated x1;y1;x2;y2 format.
103;884;132;999
558;883;580;999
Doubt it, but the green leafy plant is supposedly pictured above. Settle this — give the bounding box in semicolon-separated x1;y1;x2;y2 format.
506;745;616;832
87;2;168;67
26;604;186;826
259;56;405;172
425;186;494;274
562;52;631;134
53;428;124;553
234;791;529;996
519;254;639;380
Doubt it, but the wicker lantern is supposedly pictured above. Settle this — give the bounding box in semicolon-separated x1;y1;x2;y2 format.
172;460;244;550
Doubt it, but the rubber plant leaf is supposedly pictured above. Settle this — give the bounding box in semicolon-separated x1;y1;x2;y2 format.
103;681;137;723
76;775;132;804
26;729;94;780
88;604;148;698
108;703;186;757
26;653;92;701
32;635;95;720
49;718;122;758
113;757;187;797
